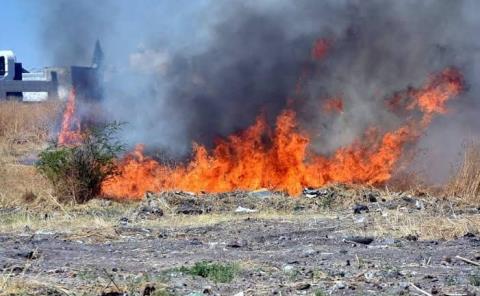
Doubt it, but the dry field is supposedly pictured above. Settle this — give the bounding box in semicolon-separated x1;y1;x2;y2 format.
0;102;479;295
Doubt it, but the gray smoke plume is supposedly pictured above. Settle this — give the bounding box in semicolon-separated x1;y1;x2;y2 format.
38;0;480;182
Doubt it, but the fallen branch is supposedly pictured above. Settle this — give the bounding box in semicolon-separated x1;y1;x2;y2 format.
455;255;480;266
410;283;432;296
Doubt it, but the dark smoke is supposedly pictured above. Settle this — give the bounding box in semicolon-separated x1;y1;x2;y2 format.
38;0;480;182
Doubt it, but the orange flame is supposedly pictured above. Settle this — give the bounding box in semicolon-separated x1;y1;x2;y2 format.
101;68;463;199
58;89;82;146
323;97;344;113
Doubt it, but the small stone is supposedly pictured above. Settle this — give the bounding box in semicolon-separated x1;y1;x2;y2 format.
415;200;424;210
248;188;272;199
234;206;257;213
403;234;418;241
101;291;127;296
364;192;378;202
334;281;346;289
119;217;130;226
398;282;409;289
227;240;247;248
141;283;156;296
295;283;311;290
283;265;295;273
16;250;40;260
354;216;366;224
353;204;369;214
176;204;204;215
202;286;212;294
442;256;452;263
344;236;374;245
364;271;376;281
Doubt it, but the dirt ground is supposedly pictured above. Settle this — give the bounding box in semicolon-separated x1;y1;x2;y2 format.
1;189;480;296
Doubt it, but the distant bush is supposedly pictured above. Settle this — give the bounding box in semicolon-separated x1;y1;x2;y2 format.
36;123;124;203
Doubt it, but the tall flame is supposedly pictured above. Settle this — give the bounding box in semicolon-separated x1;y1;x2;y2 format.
101;68;463;199
58;89;82;146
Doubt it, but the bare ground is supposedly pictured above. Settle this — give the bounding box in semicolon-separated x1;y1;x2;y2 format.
1;190;480;295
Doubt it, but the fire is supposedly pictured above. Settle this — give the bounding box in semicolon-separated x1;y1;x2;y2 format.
101;68;463;199
58;89;82;146
311;38;330;60
389;68;463;125
323;97;344;113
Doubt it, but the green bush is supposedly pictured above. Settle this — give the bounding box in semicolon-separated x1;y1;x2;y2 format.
36;123;124;203
178;261;239;283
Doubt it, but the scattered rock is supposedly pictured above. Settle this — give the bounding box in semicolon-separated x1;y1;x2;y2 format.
415;200;424;210
235;206;257;213
176;204;206;215
344;236;374;245
16;250;40;260
101;291;127;296
227;240;247;248
363;191;379;202
119;217;130;226
136;193;165;218
137;205;164;218
364;271;376;281
141;283;156;296
334;281;346;289
295;283;311;290
303;188;323;198
282;265;295;273
248;188;272;199
398;282;410;289
442;256;452;264
354;216;366;224
403;234;418;241
353;204;369;214
202;285;212;294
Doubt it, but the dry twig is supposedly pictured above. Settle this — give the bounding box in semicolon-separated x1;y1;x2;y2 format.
409;283;432;296
455;255;480;266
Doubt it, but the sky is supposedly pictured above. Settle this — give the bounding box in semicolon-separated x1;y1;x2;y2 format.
1;1;44;68
0;0;211;69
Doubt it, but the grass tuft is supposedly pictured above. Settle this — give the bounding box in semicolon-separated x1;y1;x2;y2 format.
178;261;239;283
448;141;480;205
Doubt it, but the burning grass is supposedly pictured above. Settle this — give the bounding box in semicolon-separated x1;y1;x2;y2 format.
101;68;464;200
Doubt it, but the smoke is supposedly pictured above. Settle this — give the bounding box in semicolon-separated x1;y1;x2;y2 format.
38;0;480;182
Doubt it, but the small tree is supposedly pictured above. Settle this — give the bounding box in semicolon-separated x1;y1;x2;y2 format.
37;123;124;203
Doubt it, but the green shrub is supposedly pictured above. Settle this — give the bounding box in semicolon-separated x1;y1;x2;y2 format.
36;123;124;203
178;261;239;283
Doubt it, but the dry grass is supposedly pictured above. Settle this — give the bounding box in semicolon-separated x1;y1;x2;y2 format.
0;101;61;207
365;209;480;240
0;101;60;151
447;141;480;204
